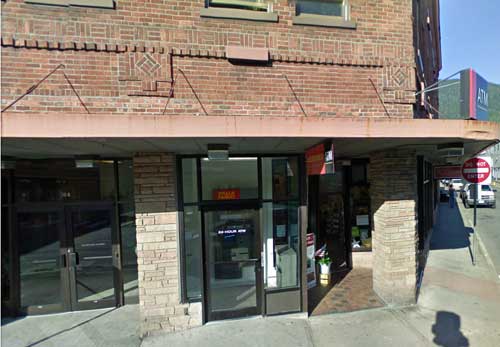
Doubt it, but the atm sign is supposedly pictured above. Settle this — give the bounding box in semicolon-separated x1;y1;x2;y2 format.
213;189;241;200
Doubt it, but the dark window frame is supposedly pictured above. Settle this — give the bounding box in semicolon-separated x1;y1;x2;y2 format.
1;157;136;316
24;0;115;9
177;154;303;305
293;0;356;29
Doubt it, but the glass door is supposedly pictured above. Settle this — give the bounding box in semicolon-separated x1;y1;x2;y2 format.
67;204;118;310
204;206;262;321
17;207;67;314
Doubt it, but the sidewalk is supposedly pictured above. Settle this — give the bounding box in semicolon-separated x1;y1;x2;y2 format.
142;203;500;347
2;203;498;347
1;305;140;347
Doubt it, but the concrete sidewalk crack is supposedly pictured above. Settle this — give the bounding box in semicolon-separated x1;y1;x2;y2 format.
303;320;316;347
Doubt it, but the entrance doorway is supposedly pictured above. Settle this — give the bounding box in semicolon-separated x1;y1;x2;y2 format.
2;158;138;317
17;204;117;315
203;206;262;321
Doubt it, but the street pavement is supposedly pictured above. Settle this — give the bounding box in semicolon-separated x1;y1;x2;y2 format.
458;189;500;278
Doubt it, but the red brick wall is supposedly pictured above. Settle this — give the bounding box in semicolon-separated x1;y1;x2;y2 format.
1;0;418;117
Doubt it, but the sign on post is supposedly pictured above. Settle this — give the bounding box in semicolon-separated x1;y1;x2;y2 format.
461;157;492;184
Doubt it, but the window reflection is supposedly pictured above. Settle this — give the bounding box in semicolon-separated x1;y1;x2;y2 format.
201;158;258;200
14;160;116;202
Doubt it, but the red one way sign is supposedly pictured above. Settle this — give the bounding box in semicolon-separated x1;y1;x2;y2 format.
462;157;492;184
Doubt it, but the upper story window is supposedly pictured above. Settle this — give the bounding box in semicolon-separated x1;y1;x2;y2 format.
25;0;114;9
201;0;278;22
296;0;344;17
208;0;272;12
293;0;355;28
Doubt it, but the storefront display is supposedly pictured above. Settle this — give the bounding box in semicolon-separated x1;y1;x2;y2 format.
306;233;317;288
179;155;303;320
350;169;372;251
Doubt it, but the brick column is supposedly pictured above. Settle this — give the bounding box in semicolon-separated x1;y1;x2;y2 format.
133;153;202;336
369;149;418;305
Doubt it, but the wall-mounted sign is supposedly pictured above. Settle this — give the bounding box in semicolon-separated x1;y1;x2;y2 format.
462;157;492;184
213;188;241;200
433;165;462;179
305;141;335;175
460;68;489;121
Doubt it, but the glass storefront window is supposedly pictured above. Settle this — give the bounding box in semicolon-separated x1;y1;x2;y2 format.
2;174;9;205
14;160;116;202
182;158;198;204
184;206;202;299
262;157;299;201
120;203;139;303
201;158;258;200
18;211;63;308
350;162;371;251
98;161;116;200
118;160;134;201
262;202;299;289
2;207;10;303
180;155;302;304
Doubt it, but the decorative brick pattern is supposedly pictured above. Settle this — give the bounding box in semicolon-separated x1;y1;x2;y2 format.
1;0;418;118
369;149;419;305
118;52;171;97
133;153;201;336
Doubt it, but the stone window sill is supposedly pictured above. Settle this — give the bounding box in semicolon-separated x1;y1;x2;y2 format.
200;7;278;23
293;13;356;29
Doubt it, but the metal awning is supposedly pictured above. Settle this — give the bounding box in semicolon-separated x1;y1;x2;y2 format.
2;113;499;162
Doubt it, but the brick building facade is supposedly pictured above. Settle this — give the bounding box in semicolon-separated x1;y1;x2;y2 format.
2;0;499;338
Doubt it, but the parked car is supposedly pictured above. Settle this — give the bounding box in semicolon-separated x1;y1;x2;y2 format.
461;184;496;208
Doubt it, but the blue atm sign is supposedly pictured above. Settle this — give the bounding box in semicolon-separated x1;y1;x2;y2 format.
460;69;489;120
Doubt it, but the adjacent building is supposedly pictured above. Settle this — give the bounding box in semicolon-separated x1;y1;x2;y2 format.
2;0;499;337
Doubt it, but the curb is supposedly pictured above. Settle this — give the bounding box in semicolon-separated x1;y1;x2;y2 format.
457;202;500;281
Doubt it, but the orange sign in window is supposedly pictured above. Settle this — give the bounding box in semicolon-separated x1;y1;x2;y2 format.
213;189;241;200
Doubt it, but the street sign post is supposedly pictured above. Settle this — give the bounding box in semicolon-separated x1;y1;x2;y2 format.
461;156;493;266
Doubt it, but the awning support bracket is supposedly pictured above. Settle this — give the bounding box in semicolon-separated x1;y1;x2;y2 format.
369;77;390;118
1;64;90;114
161;68;209;116
283;74;308;117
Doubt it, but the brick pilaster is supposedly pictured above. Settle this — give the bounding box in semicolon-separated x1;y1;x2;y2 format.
133;153;201;336
369;149;419;305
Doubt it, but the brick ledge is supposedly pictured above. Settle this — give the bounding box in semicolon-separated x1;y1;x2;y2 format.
1;36;391;67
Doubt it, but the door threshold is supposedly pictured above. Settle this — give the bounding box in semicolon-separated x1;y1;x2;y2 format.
24;307;114;319
205;314;262;325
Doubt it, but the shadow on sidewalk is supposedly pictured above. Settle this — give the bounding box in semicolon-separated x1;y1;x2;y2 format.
432;311;469;347
430;203;474;251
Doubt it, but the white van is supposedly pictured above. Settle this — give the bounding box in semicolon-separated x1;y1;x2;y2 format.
461;184;496;208
450;179;464;192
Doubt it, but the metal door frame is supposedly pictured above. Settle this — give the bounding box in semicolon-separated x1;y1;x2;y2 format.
65;203;120;311
13;201;121;315
15;205;68;315
202;202;263;322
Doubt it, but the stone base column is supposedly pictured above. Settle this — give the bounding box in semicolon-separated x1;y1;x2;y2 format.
369;149;418;305
133;153;202;336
